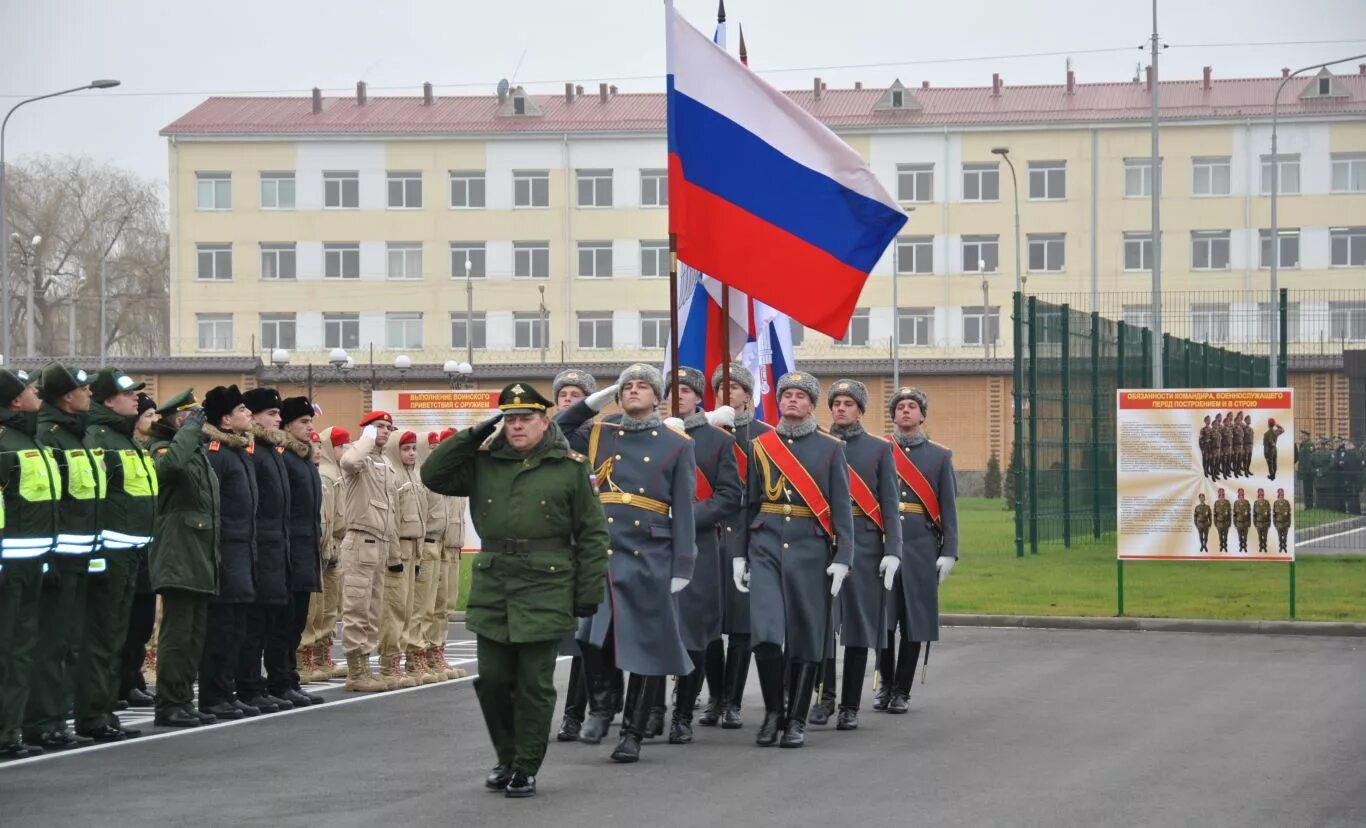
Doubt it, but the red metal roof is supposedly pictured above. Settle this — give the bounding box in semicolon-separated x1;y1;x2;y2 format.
161;74;1366;137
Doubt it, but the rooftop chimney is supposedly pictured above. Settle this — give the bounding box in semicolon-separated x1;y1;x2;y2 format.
565;82;574;103
854;81;863;90
1282;67;1290;78
1066;69;1075;94
1145;65;1152;92
356;81;367;106
813;77;823;100
922;80;930;90
312;87;322;115
599;83;608;102
576;84;584;97
1202;66;1212;91
991;73;1002;97
423;82;434;106
609;84;618;96
1360;64;1365;75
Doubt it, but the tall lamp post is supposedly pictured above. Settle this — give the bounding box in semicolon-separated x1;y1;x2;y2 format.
537;284;548;365
990;147;1022;297
891;205;915;389
1;79;121;363
98;213;133;366
10;233;40;357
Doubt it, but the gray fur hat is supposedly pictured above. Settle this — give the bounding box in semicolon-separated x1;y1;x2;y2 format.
710;361;754;396
827;378;868;413
776;370;820;404
674;366;706;398
552;368;597;399
889;385;929;417
617;362;664;401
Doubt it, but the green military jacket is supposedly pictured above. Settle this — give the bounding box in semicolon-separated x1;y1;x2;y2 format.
84;402;157;550
0;409;60;559
147;418;221;595
1193;503;1211;529
1253;499;1271;528
1213;499;1232;528
1273;498;1292;530
36;402;105;556
421;418;609;644
1233;499;1251;528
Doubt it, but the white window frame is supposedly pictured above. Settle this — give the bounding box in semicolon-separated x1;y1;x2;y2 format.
259;172;295;210
513;171;550;208
324;243;361;280
896;307;935;347
1124;158;1161;198
962;235;999;273
577;312;614;350
962;306;1000;347
323;171;359;209
1027;233;1065;273
451;242;486;279
1191;231;1231;271
640;240;669;278
450;312;487;350
260;243;296;281
577;242;613;278
514;242;550;279
897;163;933;203
1331;153;1366;194
576;169;614;207
386;171;423;209
196;244;232;281
1191;303;1231;344
1260;155;1301;196
196;172;231;210
259;312;296;351
449;171;486;208
1329;302;1366;342
196;313;233;352
1257;301;1302;344
895;236;933;275
385;312;423;350
834;308;870;347
1330;227;1366;268
1191;157;1231;197
514;312;548;349
1123;232;1153;272
1259;229;1300;269
962;163;1000;202
640;312;671;349
1122;305;1154;331
640;169;668;207
386;243;423;280
323;313;360;350
1027;161;1066;201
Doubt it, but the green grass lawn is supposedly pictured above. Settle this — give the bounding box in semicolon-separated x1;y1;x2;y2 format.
1295;508;1359;531
455;498;1366;622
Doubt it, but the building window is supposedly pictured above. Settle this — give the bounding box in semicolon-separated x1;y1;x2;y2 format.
577;312;613;349
576;169;613;207
897;307;934;346
1191;157;1231;196
514;242;550;279
1124;159;1161;198
641;169;668;207
323;313;360;350
1191;231;1231;270
1121;304;1154;331
1329;301;1366;342
962;235;999;273
196;244;232;281
514;171;550;207
1331;153;1366;193
260;313;296;350
895;236;933;274
449;171;486;208
451;242;486;278
1123;232;1153;271
897;163;933;203
1191;303;1230;343
640;312;671;349
385;312;423;349
324;243;361;279
196;172;231;210
1260;155;1301;195
260;243;296;280
640;240;669;278
962;306;1000;346
196;313;233;352
1257;302;1302;343
1330;227;1366;267
387;243;423;280
789;322;805;347
450;312;487;349
259;172;295;209
1027;161;1066;200
323;171;359;208
834;308;870;347
387;172;422;209
1027;233;1065;272
578;242;613;278
1259;229;1300;269
962;163;999;201
514;312;548;349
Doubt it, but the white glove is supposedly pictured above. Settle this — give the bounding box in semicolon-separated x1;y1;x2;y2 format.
705;405;736;429
361;425;378;441
879;556;901;591
585;384;619;413
826;562;850;597
732;558;750;593
664;417;686;433
936;556;956;585
670;577;690;594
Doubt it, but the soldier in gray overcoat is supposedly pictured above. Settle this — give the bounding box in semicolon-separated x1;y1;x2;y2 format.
735;371;854;749
810;379;902;732
878;386;959;715
576;363;697;763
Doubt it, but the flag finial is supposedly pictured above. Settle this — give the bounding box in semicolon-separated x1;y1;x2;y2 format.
739;23;748;65
717;0;726;23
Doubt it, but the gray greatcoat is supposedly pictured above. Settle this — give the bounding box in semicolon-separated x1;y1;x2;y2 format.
676;415;742;653
889;437;959;642
745;423;854;663
834;427;903;649
720;416;773;635
551;402;596;657
577;414;697;676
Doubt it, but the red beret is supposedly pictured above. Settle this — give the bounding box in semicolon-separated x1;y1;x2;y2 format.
329;428;351;447
427;431;440;447
399;431;417;446
359;411;392;427
439;427;457;442
309;431;321;443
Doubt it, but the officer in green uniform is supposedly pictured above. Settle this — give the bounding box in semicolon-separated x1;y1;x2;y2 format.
1273;488;1292;553
23;364;107;748
1297;435;1315;509
1252;488;1272;553
1199;416;1213;480
421;383;609;799
1264;419;1284;481
1193;493;1212;553
1232;488;1252;553
1213;489;1232;553
0;369;60;758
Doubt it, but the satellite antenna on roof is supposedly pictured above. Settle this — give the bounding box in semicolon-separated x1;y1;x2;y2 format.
497;78;510;99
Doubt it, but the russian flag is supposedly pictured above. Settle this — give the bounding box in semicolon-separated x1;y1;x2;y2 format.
665;2;907;339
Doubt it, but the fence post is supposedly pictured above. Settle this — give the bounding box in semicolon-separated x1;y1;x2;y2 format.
1162;333;1173;387
1091;311;1102;539
1013;291;1025;559
1184;338;1193;388
1061;305;1072;548
1028;296;1040;555
1278;287;1289;387
1142;328;1154;388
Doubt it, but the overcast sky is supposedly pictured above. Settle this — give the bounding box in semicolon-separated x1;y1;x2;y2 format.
2;0;1363;187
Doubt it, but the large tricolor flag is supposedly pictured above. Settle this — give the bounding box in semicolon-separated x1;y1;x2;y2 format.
665;1;906;339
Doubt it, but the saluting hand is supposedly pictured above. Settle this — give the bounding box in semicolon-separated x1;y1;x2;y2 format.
585;384;619;413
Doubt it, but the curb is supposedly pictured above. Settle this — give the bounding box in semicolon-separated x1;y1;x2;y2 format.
943;613;1366;637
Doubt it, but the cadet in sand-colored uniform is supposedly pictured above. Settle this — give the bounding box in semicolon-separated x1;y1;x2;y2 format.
1193;494;1212;553
1213;489;1232;552
1233;489;1252;552
1253;488;1272;553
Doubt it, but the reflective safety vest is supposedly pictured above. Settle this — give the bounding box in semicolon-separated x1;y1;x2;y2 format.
99;449;159;550
53;448;106;555
0;449;60;559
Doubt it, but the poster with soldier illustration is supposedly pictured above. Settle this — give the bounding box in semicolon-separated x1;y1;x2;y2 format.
1117;389;1294;561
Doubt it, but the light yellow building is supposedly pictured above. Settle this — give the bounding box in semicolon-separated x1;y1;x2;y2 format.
162;69;1366;369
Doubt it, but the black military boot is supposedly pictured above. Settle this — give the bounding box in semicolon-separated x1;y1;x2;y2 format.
612;675;657;763
887;639;919;714
577;647;615;745
780;662;817;748
837;648;867;731
720;638;751;729
697;639;725;726
557;657;587;742
753;654;786;747
873;631;896;711
644;678;667;739
669;652;704;744
808;657;837;725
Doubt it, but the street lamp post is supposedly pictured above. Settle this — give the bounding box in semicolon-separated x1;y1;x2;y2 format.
991;147;1022;297
537;285;547;365
1;79;120;363
98;213;132;366
10;233;40;357
892;205;915;389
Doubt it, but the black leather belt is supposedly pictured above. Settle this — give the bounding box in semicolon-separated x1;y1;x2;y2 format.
482;537;571;555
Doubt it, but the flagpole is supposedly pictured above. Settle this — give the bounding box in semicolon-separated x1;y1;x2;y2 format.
670;235;681;418
721;286;732;406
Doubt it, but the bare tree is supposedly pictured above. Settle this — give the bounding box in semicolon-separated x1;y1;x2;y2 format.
3;155;168;359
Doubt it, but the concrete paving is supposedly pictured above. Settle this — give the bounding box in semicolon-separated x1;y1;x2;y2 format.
1;626;1363;828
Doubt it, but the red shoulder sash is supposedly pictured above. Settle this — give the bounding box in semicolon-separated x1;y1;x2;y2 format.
754;431;832;536
890;441;942;528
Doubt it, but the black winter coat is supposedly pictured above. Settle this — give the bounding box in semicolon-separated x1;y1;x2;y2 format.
247;426;292;605
280;432;322;594
204;423;258;603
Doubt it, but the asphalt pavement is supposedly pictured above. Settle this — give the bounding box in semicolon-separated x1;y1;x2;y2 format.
1;625;1363;828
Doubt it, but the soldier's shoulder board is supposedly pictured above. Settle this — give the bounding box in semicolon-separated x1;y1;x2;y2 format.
567;449;588;463
816;430;842;443
157;447;169;456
